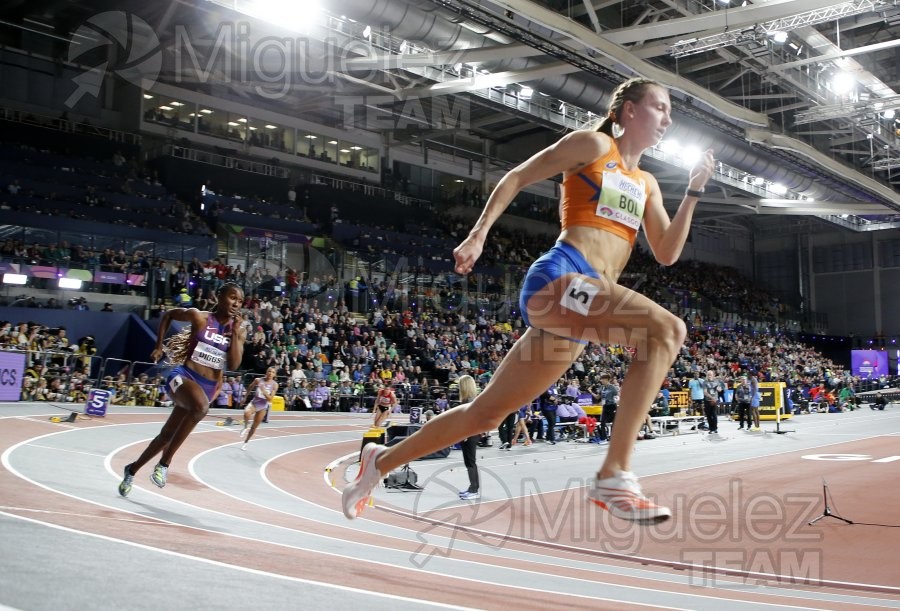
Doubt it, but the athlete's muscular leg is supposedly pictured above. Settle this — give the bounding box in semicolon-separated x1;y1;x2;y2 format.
374;328;583;474
525;272;686;478
158;383;210;466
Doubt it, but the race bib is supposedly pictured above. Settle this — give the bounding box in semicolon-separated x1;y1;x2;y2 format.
596;171;646;231
169;375;184;394
560;276;599;316
190;342;227;370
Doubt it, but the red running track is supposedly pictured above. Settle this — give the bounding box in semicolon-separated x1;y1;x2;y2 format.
2;409;899;609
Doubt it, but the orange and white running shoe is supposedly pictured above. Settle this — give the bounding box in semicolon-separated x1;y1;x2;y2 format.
342;443;386;519
588;470;671;524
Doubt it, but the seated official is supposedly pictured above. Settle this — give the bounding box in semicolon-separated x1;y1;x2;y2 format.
556;400;587;439
649;391;670;417
556;400;581;423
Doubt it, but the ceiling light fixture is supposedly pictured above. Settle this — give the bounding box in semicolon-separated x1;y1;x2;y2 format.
682;146;702;165
830;71;856;95
659;140;680;155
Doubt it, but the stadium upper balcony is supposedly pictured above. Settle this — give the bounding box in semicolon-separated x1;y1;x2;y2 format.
303;182;437;230
0;138;214;239
205;193;320;236
0;155;168;205
3;195;192;234
142;96;379;176
0;146;164;196
331;222;507;278
333;223;453;260
0;106;141;148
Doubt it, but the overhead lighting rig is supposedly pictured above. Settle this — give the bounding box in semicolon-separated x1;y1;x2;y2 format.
669;0;891;58
794;94;900;125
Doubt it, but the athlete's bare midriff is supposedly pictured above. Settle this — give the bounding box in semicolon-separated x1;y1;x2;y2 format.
559;225;632;283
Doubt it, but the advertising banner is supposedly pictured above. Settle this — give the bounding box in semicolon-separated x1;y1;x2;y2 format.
851;350;888;379
0;351;26;401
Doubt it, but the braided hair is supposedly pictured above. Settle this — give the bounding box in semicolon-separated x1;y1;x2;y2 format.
211;282;243;309
593;77;662;137
162;282;244;364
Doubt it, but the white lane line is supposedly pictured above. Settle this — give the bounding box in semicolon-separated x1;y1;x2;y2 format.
0;505;175;526
8;421;898;607
0;509;475;610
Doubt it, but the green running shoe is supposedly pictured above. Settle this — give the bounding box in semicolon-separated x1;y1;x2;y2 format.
150;463;168;488
118;464;134;497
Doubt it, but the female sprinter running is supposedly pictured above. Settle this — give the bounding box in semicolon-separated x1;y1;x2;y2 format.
118;282;246;495
343;78;714;523
240;366;279;449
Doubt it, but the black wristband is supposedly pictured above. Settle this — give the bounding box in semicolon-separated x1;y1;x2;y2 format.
685;188;704;199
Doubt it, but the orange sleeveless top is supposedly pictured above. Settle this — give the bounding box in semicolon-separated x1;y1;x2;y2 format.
559;139;650;245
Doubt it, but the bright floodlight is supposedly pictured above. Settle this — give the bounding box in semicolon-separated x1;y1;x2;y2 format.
2;273;27;285
659;139;680;155
520;86;533;100
770;31;787;43
883;109;896;120
251;0;317;29
770;183;788;195
682;146;702;165
831;71;856;95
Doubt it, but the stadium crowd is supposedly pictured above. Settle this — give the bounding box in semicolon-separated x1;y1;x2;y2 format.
5;277;896;417
2;133;896;421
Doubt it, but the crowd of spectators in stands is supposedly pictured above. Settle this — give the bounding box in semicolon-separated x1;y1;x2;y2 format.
5;289;897;415
194;175;800;333
1;127;800;337
0;230;889;414
0;142;212;236
2;129;895;418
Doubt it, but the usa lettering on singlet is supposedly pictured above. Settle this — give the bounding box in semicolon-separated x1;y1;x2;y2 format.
595;171;647;231
190;319;230;370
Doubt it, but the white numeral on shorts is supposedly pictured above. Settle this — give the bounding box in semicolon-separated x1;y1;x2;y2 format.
560;277;599;316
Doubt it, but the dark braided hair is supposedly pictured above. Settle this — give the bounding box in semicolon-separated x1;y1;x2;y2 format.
212;282;243;311
163;282;244;363
593;77;662;137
